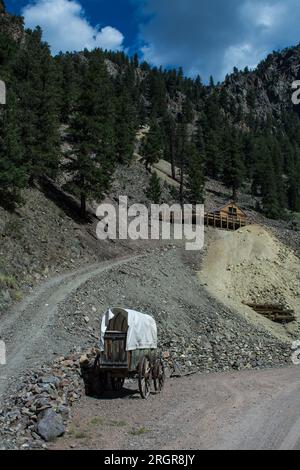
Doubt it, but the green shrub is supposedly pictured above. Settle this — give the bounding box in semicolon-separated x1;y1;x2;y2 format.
0;273;17;289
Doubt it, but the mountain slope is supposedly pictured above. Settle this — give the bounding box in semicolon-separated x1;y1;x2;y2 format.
221;45;300;122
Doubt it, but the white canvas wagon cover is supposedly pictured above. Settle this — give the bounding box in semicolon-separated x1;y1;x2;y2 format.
100;308;157;351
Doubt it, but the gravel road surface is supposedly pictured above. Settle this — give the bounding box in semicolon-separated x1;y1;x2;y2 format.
51;366;300;450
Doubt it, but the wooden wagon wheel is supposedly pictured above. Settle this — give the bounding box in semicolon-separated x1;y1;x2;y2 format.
153;358;165;393
111;377;125;392
138;356;152;399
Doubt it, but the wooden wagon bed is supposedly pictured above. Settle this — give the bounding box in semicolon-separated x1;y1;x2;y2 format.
98;308;165;399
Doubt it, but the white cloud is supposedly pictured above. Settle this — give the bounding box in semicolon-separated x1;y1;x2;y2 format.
241;1;287;29
95;26;124;51
141;44;165;66
222;43;267;77
22;0;125;54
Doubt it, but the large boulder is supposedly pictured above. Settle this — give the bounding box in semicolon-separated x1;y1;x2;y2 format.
37;409;65;442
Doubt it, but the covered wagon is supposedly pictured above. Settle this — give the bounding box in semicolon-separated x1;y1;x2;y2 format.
98;307;165;399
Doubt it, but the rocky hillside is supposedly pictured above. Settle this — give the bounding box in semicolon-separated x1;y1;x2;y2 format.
1;0;300;221
221;45;300;123
0;2;23;42
0;177;147;315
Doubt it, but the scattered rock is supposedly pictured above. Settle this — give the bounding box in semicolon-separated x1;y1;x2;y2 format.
39;376;60;387
37;409;65;442
0;350;85;449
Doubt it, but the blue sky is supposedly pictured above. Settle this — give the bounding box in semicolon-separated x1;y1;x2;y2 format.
4;0;300;82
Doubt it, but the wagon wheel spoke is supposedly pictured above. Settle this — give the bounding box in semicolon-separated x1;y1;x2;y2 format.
138;357;151;399
158;363;165;391
153;359;165;393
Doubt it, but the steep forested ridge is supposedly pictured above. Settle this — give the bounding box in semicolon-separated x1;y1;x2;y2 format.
0;3;300;219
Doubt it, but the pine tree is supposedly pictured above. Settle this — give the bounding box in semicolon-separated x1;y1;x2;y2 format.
163;115;177;179
262;182;281;219
288;175;300;212
148;70;167;118
36;41;60;180
182;98;194;123
140;120;163;172
114;75;137;164
165;69;178;98
186;143;204;204
56;53;79;123
222;130;245;200
0;90;26;205
66;51;116;216
204;130;220;179
14;27;60;182
146;172;162;204
177;67;184;91
0;22;19;78
268;135;287;209
175;114;188;206
138;96;148;124
261;153;281;219
115;91;136;164
194;119;205;152
251;137;268;196
132;53;139;68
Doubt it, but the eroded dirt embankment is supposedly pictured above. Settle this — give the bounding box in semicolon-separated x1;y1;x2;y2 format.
199;224;300;342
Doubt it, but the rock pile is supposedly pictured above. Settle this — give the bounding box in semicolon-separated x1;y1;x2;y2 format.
159;320;291;375
0;349;87;449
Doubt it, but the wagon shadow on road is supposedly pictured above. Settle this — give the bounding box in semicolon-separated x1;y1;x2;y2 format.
88;385;158;401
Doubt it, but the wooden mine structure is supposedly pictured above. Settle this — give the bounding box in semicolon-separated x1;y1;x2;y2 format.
245;303;296;324
204;201;248;231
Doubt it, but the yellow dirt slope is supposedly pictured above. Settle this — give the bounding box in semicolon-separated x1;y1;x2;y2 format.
199;225;300;342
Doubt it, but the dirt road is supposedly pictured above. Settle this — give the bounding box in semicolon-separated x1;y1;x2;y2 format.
51;366;300;450
0;254;143;398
